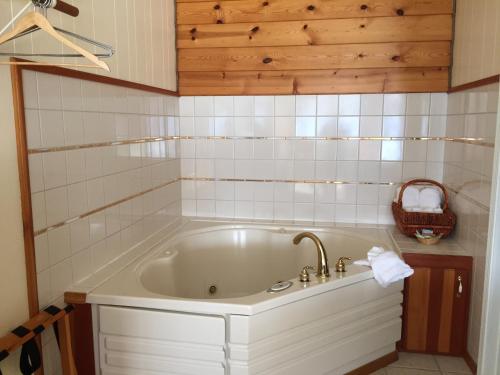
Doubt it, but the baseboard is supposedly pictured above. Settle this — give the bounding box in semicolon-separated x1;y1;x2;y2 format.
345;351;399;375
464;351;477;374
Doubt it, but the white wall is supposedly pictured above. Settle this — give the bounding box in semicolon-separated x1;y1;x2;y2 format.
0;1;177;374
452;0;500;86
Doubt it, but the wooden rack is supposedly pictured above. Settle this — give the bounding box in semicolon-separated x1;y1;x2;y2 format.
0;305;77;375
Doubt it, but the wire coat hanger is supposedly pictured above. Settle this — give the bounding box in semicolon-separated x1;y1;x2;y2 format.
0;25;114;58
0;8;113;71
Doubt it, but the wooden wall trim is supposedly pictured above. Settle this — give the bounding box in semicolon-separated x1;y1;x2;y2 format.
464;351;478;374
10;62;45;375
402;253;473;269
10;64;39;318
448;74;500;93
344;351;398;375
11;58;179;97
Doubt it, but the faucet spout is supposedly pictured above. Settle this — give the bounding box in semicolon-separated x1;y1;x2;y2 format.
293;232;330;278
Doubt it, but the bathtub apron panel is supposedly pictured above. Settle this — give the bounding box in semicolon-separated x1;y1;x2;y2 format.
227;279;403;375
98;306;226;375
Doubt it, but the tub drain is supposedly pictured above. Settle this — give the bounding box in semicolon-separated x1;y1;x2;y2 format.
208;285;217;295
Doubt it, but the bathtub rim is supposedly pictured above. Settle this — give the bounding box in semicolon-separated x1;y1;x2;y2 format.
83;219;400;315
133;221;399;298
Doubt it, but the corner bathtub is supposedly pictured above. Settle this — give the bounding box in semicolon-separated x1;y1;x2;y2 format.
88;220;404;375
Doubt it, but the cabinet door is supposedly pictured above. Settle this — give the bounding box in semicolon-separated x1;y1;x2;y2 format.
400;254;472;356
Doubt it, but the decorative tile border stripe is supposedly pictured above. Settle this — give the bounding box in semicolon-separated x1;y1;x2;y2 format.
34;176;490;235
27;136;179;154
34;178;181;237
182;178;492;212
446;138;495;147
181;177;397;186
182;177;492;213
27;136;494;154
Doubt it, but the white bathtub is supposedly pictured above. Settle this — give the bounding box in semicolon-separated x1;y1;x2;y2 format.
89;220;404;375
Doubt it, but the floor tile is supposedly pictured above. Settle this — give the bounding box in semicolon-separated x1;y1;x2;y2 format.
385;368;441;375
389;352;440;371
434;355;472;374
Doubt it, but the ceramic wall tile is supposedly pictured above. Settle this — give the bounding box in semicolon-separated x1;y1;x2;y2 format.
177;92;484;224
443;82;498;362
24;72;182;326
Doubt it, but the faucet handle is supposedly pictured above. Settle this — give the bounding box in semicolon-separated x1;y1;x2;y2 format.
335;257;352;272
299;265;314;282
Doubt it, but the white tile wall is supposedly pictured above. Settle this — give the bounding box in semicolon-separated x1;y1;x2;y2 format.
23;71;181;375
443;82;499;362
179;93;448;224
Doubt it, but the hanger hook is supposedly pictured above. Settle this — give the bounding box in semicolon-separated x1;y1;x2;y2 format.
32;0;56;9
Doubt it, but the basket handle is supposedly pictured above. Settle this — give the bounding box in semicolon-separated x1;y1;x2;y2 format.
397;179;449;211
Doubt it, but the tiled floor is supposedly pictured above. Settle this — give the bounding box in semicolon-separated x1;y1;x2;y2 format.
370;352;473;375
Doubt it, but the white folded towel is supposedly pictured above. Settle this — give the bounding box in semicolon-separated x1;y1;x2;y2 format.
398;186;420;209
419;187;443;209
394;185;444;213
354;247;414;288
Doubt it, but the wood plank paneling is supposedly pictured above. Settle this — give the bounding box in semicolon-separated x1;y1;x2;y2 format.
179;67;448;95
426;268;445;352
176;0;452;95
437;269;455;353
177;0;453;25
179;42;450;71
400;254;473;356
179;15;452;48
406;268;431;351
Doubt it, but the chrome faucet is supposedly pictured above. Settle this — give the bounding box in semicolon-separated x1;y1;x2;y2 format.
293;232;330;279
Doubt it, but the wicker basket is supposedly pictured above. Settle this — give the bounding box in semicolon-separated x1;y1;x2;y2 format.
392;179;456;238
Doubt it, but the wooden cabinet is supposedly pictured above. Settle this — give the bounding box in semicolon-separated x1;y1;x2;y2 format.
399;253;472;356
